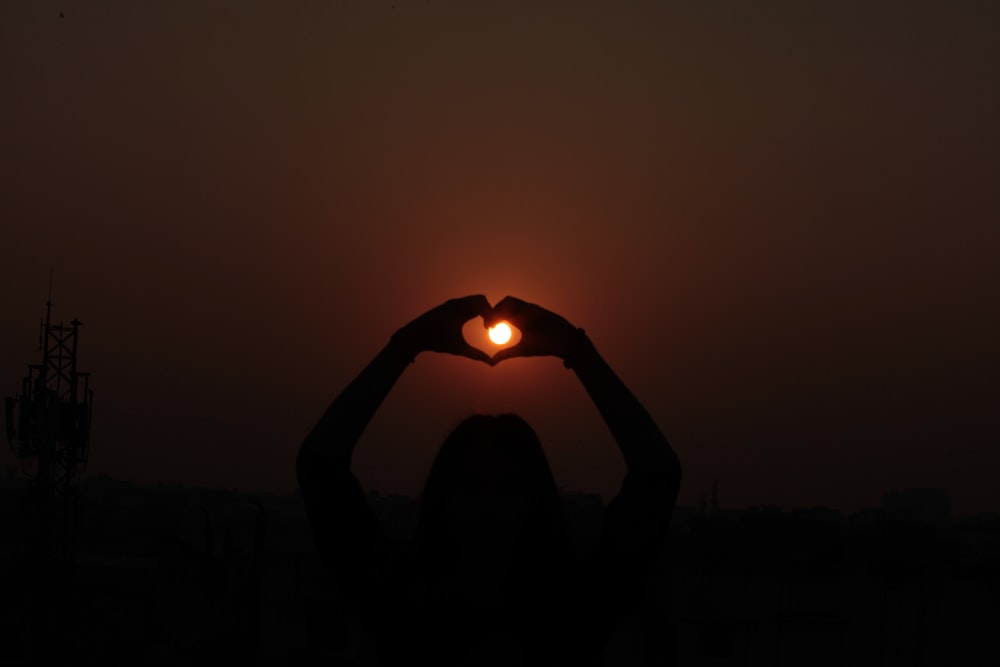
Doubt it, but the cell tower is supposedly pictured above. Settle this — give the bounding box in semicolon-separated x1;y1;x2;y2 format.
4;299;93;564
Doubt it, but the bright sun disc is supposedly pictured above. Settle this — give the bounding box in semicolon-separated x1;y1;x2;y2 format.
488;322;512;345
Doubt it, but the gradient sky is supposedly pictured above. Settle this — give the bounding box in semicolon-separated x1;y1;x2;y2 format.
2;1;998;514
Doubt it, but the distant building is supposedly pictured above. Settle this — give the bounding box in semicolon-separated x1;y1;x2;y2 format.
881;488;951;525
749;504;784;515
793;507;842;523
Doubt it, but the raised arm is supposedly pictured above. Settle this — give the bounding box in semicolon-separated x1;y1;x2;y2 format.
491;296;681;634
491;296;681;486
295;295;493;587
298;295;494;467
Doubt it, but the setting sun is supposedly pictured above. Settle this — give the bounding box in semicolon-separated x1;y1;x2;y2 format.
488;322;512;345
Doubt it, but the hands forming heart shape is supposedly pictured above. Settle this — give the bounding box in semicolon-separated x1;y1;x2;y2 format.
392;295;586;367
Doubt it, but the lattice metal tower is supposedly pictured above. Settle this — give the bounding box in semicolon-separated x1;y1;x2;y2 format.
4;300;93;564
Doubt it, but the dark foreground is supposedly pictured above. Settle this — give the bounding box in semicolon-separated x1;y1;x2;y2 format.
1;476;997;666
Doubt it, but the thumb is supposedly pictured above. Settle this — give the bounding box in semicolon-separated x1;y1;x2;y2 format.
457;343;494;366
490;343;526;366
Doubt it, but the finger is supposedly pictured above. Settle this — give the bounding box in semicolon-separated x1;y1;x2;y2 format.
490;342;528;365
455;294;493;321
491;296;528;326
456;343;493;365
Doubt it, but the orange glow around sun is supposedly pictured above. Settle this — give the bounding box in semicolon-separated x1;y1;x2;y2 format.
488;322;512;345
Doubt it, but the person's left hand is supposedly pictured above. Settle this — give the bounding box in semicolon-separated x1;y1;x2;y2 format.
394;295;494;365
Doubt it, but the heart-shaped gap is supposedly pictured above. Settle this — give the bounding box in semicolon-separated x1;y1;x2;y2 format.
462;318;521;357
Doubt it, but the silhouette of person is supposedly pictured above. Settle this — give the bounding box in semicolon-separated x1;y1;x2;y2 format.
297;295;682;666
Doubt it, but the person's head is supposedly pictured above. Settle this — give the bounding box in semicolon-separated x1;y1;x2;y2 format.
416;414;571;581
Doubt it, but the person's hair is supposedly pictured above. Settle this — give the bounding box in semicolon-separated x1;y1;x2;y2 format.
415;414;573;595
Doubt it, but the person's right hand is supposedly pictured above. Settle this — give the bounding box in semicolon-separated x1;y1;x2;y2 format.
393;295;494;365
489;296;583;365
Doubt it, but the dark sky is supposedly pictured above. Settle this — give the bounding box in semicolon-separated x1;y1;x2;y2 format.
2;1;998;514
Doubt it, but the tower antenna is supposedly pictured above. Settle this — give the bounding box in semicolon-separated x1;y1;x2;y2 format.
4;281;94;664
6;297;93;562
45;268;54;340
